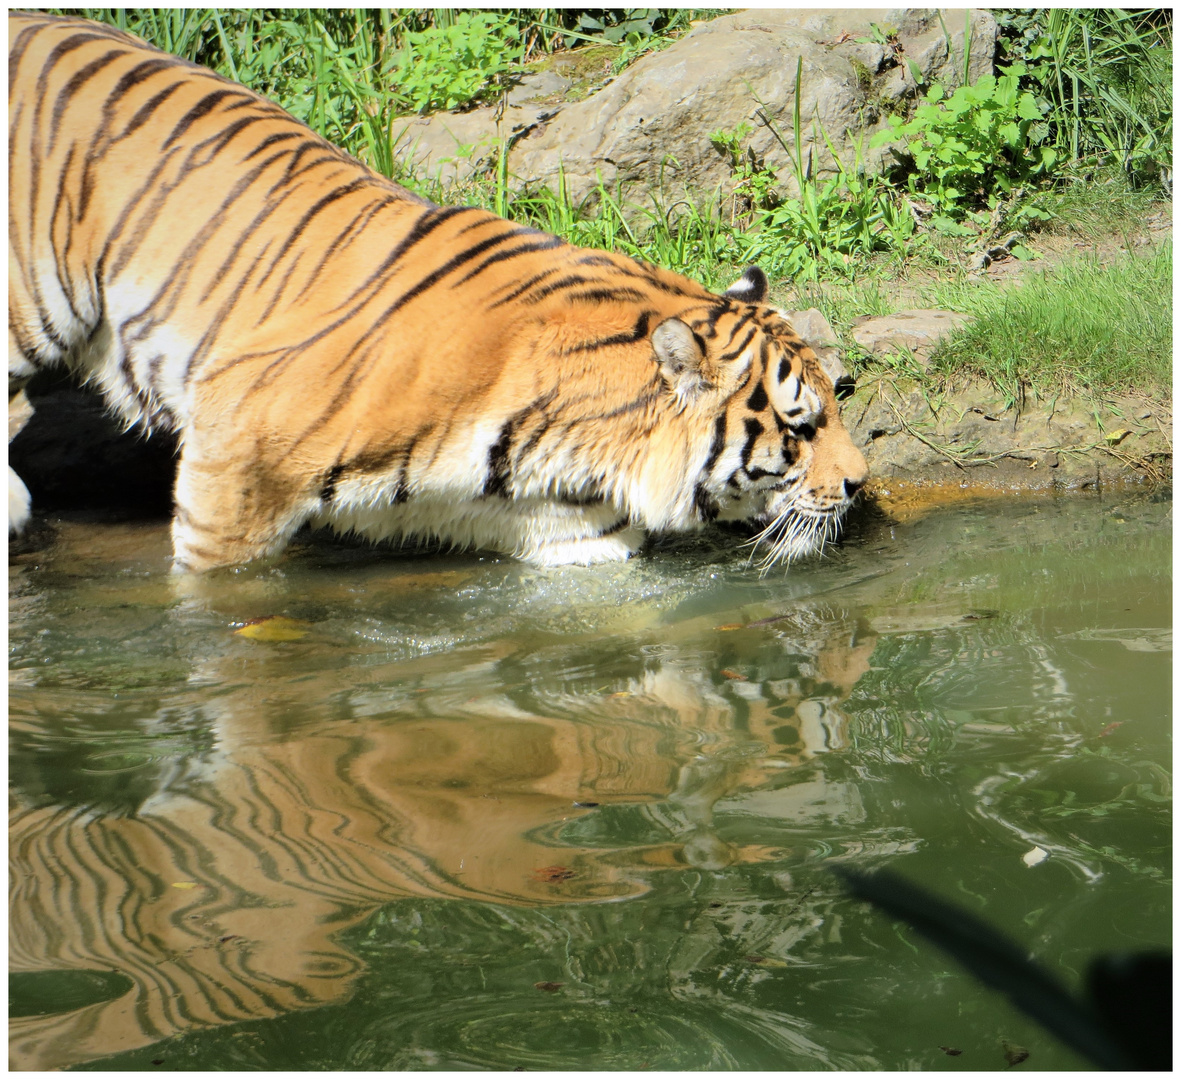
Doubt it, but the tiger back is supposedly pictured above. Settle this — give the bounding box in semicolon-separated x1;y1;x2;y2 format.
8;12;867;571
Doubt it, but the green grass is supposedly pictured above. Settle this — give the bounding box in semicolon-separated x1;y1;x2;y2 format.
1033;171;1165;243
920;244;1172;397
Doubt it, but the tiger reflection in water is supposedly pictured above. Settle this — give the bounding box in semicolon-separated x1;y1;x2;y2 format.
10;608;877;1070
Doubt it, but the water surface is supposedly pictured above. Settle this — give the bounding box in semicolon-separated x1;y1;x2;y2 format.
9;492;1171;1070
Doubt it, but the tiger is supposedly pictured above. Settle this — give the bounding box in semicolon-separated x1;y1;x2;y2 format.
8;12;868;573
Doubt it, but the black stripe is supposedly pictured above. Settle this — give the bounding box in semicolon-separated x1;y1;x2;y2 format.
243;130;304;161
565;311;654;354
319;464;345;503
7;23;44;85
573;252;705;299
117;147;309;338
118;81;184;142
746;381;768;412
509;389;560;459
109;57;175;101
564;287;647;305
370;229;531;327
520;273;593;305
740;417;764;468
484;421;515;498
283;140;342;180
319;205;470;318
450;234;566;287
49;48;129;151
291;197;396;303
694;483;719;522
161;89;242;150
486;268;563;309
703;414;728;474
719;325;756;363
252;178;373;295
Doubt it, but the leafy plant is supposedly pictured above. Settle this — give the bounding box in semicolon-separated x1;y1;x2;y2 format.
724;63;922;282
709;123;779;226
391;13;523;115
872;65;1058;224
1009;9;1172;190
575;8;662;43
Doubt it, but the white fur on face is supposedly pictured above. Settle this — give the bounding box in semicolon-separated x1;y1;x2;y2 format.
769;367;822;431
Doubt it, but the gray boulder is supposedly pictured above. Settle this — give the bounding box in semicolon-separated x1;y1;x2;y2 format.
393;9;998;208
850;309;974;366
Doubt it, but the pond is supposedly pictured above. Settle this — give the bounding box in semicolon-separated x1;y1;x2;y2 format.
9;490;1171;1071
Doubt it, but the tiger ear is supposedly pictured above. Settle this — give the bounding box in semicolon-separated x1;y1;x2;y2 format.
652;317;710;399
723;265;768;304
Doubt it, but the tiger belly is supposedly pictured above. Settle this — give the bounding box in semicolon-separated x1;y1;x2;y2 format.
312;497;645;567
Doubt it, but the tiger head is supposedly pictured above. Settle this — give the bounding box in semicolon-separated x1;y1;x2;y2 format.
645;267;868;566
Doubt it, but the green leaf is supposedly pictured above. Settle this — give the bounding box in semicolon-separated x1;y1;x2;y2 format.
1016;93;1041;121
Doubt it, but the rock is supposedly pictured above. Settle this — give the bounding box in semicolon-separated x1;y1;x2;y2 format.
393;9;999;206
392;101;558;188
781;308;854;394
506;69;573;106
9;372;178;517
850;309;974;364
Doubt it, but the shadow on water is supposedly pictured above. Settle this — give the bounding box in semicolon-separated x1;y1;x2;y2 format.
8;491;1172;1070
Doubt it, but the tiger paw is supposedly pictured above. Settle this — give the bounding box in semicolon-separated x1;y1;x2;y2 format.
519;527;644;567
9;466;31;535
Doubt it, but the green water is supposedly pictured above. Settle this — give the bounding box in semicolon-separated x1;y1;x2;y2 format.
8;492;1171;1071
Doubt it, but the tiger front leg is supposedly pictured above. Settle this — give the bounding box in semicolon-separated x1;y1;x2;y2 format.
507;500;646;567
171;442;316;572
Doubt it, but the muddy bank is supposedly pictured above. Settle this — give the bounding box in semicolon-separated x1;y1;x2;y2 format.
846;373;1172;512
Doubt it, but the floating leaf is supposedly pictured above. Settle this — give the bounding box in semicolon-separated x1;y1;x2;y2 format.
1003;1041;1030;1068
745;955;788;968
1022;846;1048;868
534;981;563;992
532;865;575;883
720;669;748;681
234;616;310;641
714;623;744;631
170;881;199;890
940;1046;963;1056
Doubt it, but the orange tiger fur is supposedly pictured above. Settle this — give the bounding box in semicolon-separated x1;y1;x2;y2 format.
8;12;867;571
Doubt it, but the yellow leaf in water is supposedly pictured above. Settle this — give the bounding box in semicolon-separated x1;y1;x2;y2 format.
745;955;788;968
234;616;310;642
170;881;198;889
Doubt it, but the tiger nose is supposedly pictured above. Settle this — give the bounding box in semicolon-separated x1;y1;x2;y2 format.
843;474;866;498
